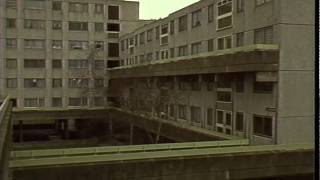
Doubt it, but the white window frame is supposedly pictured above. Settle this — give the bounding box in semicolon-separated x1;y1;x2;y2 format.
216;35;232;50
216;0;233;30
160;23;169;45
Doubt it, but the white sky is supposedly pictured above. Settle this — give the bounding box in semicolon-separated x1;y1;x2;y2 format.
128;0;200;20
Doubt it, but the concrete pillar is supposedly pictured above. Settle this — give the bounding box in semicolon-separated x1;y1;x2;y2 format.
129;123;134;145
18;120;23;142
68;119;76;131
108;119;113;136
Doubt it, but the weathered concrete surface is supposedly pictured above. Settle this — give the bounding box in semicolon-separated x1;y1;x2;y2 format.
110;46;279;79
11;144;314;180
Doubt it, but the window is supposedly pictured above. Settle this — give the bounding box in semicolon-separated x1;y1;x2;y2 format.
207;108;213;126
52;97;62;107
52;40;62;49
208;39;214;51
254;26;273;44
139;32;145;45
68;60;88;69
69;3;88;12
235;75;244;92
178;45;188;57
208;4;214;23
94;97;104;106
253;82;273;93
253;115;272;137
108;43;119;57
69;22;88;31
95;4;104;14
217;91;232;102
6;59;17;69
135;35;138;46
237;0;244;12
24;20;45;30
236;32;244;47
155;26;160;40
95;23;104;32
190;106;201;123
170;20;174;34
147;29;153;42
255;0;272;6
217;36;232;50
155;51;159;60
68;78;88;88
190;78;201;90
161;50;168;60
217;0;233;30
24;78;45;88
52;78;62;88
7;18;16;28
178;15;187;32
217;75;232;88
69;41;88;50
24;39;45;49
52;60;62;68
24;98;44;108
146;53;153;62
94;60;104;69
6;0;17;8
235;112;244;132
217;110;223;124
160;24;169;45
139;55;145;63
178;105;187;120
170;48;175;58
69;97;87;106
24;59;45;68
108;6;119;20
94;79;104;88
52;21;62;30
191;42;201;55
120;40;125;51
52;1;61;11
192;9;201;28
6;39;17;48
107;23;120;32
7;78;17;88
95;41;104;50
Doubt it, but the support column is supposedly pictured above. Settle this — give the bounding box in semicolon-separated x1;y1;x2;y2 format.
129;123;134;145
62;120;69;140
18;120;23;142
108;119;113;137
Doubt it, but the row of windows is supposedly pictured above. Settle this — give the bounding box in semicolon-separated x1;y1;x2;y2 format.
173;104;272;137
6;19;120;32
6;39;119;56
6;59;106;69
22;97;105;108
7;1;120;20
6;78;105;88
122;26;273;65
121;0;273;49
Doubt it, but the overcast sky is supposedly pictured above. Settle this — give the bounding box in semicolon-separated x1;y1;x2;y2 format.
128;0;199;20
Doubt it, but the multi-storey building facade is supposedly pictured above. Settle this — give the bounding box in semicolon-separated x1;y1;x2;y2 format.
0;0;150;110
110;0;315;145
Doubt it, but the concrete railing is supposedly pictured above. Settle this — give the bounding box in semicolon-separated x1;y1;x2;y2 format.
11;139;249;159
0;97;13;180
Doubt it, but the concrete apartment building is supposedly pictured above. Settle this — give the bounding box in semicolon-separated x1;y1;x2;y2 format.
0;0;149;110
110;0;315;145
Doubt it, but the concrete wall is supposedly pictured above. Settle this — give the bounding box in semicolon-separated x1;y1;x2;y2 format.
3;0;140;110
110;73;277;144
0;0;5;101
275;0;314;144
